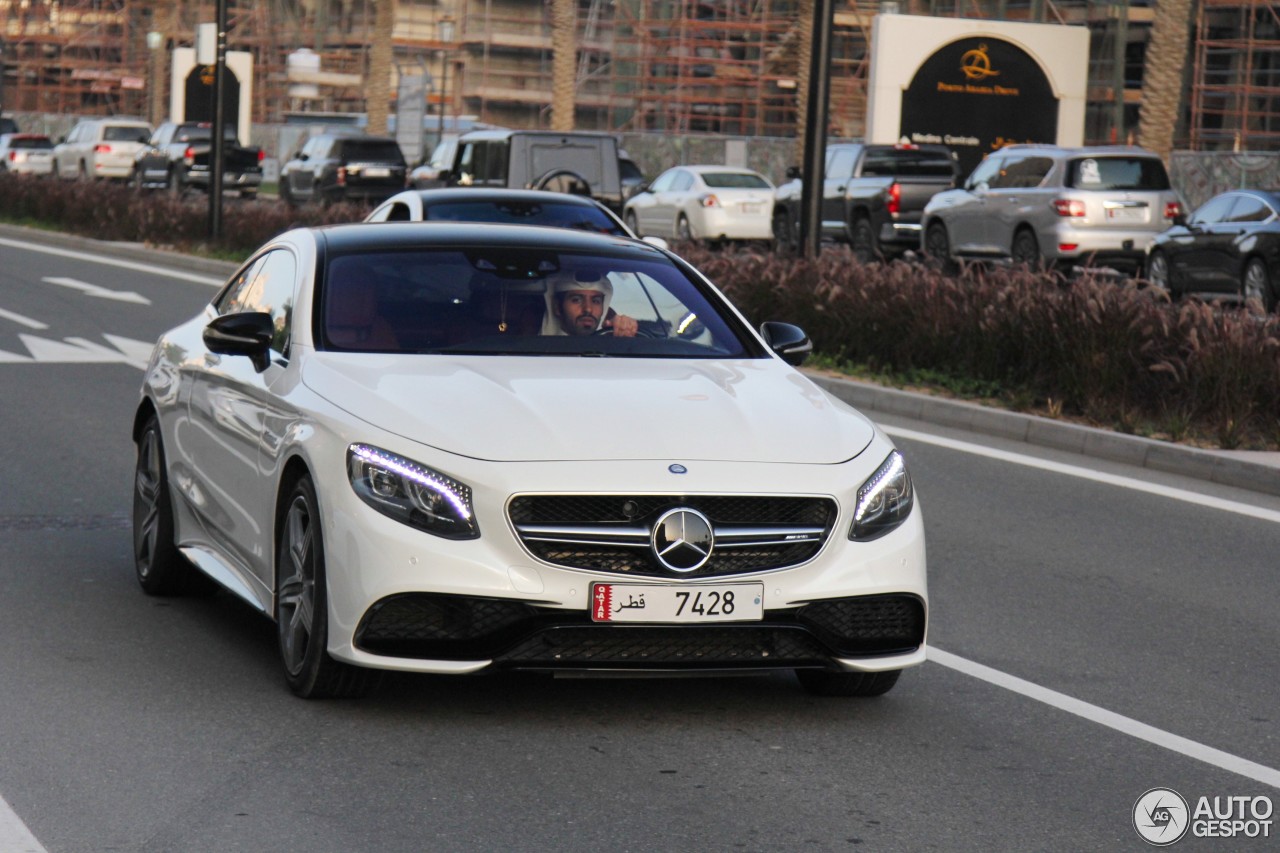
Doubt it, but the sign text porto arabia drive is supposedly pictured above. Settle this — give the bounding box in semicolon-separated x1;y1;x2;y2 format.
900;36;1057;176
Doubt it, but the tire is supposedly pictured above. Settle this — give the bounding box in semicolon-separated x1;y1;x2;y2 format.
533;168;591;196
923;222;956;273
279;182;296;208
132;415;216;596
796;668;902;697
1011;228;1040;267
1146;250;1172;296
676;214;693;242
132;168;146;192
78;161;89;181
625;210;641;237
1242;257;1275;314
851;217;879;264
276;475;381;699
167;168;184;197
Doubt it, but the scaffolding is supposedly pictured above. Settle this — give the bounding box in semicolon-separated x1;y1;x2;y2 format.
3;0;1279;152
1191;0;1280;150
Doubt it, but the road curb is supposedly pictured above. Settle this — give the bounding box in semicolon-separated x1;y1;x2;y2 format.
806;372;1280;499
0;222;240;278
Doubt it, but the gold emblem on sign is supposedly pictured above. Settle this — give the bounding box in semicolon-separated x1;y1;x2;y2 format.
960;45;1000;81
199;65;216;86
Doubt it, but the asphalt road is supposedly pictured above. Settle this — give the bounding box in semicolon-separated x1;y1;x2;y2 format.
0;232;1277;852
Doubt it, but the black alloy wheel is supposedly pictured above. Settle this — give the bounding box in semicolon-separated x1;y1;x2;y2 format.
132;415;215;596
1242;257;1276;314
276;475;381;699
1146;250;1173;297
1011;229;1041;267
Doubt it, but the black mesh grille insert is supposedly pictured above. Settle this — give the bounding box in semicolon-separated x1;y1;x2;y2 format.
509;494;838;578
797;595;925;655
497;625;830;669
354;594;923;664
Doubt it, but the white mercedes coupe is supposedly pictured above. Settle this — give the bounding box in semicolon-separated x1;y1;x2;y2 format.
132;222;927;698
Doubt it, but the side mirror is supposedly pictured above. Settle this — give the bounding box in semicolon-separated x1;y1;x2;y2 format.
204;312;274;373
785;165;801;180
759;321;812;366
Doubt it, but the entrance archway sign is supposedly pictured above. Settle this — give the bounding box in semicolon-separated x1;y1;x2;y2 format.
866;15;1088;179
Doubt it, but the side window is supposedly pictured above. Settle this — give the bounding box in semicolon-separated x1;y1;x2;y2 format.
1190;195;1236;226
1226;195;1272;223
828;148;857;179
993;155;1053;189
648;170;675;193
474;142;508;185
966;156;1004;190
215;257;267;316
217;251;297;356
368;201;412;222
670;170;694;192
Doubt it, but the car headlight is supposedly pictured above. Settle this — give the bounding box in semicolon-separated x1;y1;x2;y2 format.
849;451;914;541
347;444;479;540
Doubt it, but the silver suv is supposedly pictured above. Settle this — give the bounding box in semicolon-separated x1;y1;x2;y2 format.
921;145;1185;273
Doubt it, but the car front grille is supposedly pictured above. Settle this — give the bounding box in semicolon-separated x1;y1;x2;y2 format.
353;592;924;668
508;494;838;579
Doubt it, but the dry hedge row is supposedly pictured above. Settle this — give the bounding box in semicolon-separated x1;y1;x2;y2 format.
2;173;1276;448
683;245;1280;450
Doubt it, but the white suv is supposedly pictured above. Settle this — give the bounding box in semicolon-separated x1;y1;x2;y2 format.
921;145;1185;273
53;118;152;180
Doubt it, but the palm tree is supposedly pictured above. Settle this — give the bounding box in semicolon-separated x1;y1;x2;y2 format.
551;0;576;130
367;0;395;135
1137;0;1193;161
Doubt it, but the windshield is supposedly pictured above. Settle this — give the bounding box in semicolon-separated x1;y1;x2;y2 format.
701;172;771;189
422;201;626;235
321;248;755;358
341;140;406;163
1066;157;1171;191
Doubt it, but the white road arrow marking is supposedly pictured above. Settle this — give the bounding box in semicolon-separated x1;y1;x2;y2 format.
1;333;156;368
0;307;49;330
42;276;152;305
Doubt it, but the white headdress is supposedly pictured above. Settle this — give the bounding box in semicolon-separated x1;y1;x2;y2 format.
540;270;614;336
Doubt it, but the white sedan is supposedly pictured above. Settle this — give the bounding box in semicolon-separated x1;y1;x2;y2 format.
624;165;775;243
132;222;926;698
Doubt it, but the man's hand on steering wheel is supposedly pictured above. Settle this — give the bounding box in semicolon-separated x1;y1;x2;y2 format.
599;314;639;337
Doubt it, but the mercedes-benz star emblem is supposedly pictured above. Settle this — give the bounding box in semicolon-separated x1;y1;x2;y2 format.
651;508;714;573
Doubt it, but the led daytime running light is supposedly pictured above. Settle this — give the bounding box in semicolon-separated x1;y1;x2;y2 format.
350;443;472;521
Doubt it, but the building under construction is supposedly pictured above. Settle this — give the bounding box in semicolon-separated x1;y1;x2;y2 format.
0;0;1277;151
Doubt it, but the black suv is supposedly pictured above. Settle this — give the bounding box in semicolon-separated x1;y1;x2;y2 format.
280;133;408;206
446;130;627;214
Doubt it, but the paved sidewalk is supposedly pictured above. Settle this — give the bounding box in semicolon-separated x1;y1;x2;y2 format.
3;222;1276;498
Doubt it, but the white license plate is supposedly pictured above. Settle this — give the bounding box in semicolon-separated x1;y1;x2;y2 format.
365;167;391;178
741;202;764;214
591;582;763;623
1105;206;1146;222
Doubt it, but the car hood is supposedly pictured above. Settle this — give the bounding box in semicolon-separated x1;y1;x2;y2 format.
302;354;876;464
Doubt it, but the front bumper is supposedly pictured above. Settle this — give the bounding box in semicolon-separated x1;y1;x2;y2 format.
319;447;928;676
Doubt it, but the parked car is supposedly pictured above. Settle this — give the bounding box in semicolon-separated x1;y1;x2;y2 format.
279;132;408;206
131;221;927;699
624;165;775;243
921;144;1185;273
619;152;646;200
53;118;151;180
772;141;959;260
132;121;264;197
1146;189;1280;313
0;133;55;176
445;129;628;214
408;136;458;189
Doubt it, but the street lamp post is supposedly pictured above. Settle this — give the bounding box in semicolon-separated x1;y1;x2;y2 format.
437;17;454;148
147;30;165;126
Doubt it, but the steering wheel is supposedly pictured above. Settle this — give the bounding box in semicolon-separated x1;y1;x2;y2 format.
591;323;662;338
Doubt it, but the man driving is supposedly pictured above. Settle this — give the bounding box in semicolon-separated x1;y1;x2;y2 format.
540;271;639;337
